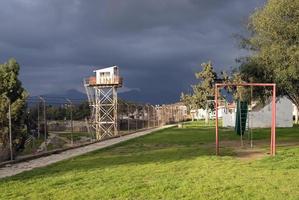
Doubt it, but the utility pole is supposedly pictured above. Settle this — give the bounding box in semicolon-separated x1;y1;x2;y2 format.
4;95;13;161
39;96;47;151
66;99;74;146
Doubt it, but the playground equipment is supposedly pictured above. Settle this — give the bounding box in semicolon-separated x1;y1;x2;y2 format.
84;66;123;139
215;83;277;156
235;100;248;136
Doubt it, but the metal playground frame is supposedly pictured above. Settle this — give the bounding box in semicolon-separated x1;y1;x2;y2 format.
215;83;276;156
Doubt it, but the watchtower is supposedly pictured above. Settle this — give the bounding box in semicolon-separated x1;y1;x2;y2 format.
84;66;123;139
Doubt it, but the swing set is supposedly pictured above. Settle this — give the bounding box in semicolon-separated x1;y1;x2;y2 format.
215;83;276;156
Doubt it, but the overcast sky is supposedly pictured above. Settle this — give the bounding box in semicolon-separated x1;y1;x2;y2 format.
0;0;265;104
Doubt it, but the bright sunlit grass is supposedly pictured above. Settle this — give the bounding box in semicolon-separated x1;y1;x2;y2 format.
0;122;298;200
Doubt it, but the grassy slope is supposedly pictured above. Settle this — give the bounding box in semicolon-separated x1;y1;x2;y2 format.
0;122;298;200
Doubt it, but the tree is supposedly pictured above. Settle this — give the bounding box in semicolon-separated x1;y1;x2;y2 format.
240;0;299;112
180;93;195;111
0;59;27;161
181;61;217;119
221;71;254;103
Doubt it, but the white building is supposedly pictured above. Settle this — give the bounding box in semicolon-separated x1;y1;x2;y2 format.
293;104;298;123
223;97;293;128
190;106;226;120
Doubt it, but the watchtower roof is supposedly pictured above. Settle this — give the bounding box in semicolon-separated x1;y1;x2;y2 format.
85;65;122;87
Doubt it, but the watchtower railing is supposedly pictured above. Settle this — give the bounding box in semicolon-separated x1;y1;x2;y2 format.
86;76;123;87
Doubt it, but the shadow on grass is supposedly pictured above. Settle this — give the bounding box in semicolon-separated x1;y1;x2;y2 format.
5;147;218;181
3;125;299;182
5;127;227;181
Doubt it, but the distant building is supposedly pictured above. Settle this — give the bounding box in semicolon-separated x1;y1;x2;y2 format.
190;106;227;120
190;100;231;121
223;97;293;128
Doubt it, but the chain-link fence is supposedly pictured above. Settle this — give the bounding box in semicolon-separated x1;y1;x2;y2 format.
117;101;187;134
19;97;92;158
1;97;188;162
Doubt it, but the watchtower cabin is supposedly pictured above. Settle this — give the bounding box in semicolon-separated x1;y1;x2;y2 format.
84;66;123;140
87;66;122;87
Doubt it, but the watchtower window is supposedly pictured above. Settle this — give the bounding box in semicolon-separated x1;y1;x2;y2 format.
100;72;110;78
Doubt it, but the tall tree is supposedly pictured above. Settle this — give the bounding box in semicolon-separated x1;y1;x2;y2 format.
240;0;299;109
0;59;27;161
181;61;217;109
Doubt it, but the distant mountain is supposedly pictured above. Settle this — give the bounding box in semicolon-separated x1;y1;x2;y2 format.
60;89;87;100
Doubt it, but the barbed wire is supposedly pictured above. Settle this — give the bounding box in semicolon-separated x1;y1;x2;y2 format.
26;96;172;107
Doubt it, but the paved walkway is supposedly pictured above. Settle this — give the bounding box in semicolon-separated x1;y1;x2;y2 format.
0;125;173;179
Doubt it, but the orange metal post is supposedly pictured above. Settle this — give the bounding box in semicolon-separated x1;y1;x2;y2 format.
215;83;276;156
215;84;219;155
271;84;276;156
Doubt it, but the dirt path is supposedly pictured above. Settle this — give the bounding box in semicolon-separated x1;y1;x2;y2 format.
0;125;174;179
219;140;299;160
235;149;266;160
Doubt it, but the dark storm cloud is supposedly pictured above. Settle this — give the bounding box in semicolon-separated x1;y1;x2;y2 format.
0;0;265;103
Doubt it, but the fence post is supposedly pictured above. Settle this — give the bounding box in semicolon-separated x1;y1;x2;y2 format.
163;105;165;125
8;99;13;160
158;106;161;127
37;101;40;139
135;104;138;131
66;98;74;146
152;106;154;127
142;105;144;129
127;103;130;132
147;104;150;129
153;105;157;127
85;117;93;142
39;96;47;152
4;95;13;161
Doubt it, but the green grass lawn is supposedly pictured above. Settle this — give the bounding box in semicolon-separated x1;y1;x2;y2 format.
0;122;298;199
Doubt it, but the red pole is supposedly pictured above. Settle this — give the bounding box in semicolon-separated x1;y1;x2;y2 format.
215;85;219;155
213;82;276;156
271;84;276;156
216;83;276;87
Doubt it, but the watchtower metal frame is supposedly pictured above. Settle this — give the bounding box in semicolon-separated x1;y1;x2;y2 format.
84;67;122;140
215;83;276;156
